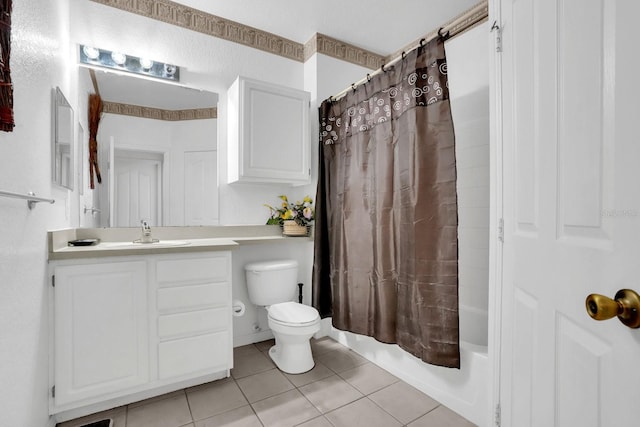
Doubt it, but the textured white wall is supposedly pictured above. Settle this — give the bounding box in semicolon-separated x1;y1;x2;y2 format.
0;1;70;426
446;22;491;345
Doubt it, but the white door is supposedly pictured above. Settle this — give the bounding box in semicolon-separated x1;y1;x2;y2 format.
113;152;162;227
498;0;640;426
184;150;219;225
53;261;148;409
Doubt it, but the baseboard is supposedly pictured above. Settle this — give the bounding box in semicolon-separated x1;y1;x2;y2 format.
233;330;274;347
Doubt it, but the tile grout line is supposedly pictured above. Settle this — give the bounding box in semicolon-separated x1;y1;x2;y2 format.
292;375;329;420
181;389;195;425
231;375;267;426
365;388;438;426
289;368;369;423
241;361;332;426
311;340;459;425
402;404;443;426
292;414;333;427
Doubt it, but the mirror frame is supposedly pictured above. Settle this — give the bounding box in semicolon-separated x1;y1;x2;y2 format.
52;87;74;190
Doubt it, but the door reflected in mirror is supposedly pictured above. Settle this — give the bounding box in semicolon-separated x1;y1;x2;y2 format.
79;68;219;227
53;87;74;190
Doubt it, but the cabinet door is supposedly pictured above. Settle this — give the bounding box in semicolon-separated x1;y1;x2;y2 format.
54;261;148;407
228;76;311;184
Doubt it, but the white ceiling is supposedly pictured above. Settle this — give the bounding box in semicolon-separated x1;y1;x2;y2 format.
93;1;481;110
170;0;480;56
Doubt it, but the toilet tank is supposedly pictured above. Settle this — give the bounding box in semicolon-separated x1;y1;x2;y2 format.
244;260;298;306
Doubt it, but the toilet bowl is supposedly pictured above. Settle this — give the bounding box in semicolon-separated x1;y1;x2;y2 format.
267;301;320;374
244;260;321;374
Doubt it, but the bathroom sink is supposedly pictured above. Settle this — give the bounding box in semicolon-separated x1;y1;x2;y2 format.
99;240;191;249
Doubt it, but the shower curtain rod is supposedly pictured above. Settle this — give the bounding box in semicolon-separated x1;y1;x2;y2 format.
329;0;488;102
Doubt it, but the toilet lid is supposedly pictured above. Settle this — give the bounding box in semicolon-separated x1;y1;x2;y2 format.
269;302;319;325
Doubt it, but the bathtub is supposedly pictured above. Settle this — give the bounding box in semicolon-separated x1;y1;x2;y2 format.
324;305;489;426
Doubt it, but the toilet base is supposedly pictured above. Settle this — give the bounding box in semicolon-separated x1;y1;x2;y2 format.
268;341;315;374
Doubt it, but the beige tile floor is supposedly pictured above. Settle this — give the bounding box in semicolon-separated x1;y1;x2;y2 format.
58;338;476;427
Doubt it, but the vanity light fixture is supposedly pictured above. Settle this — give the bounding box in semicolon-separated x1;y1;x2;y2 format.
79;45;180;82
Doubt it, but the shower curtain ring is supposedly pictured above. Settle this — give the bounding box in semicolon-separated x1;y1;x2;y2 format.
419;38;426;47
438;27;450;39
401;51;407;60
381;63;387;73
351;83;357;92
366;73;371;82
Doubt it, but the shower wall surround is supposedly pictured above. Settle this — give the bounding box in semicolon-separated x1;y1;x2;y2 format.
447;22;491;347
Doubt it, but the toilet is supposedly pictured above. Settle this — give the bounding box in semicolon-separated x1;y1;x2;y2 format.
244;260;320;374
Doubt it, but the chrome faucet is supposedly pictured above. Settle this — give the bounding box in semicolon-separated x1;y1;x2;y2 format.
140;219;153;243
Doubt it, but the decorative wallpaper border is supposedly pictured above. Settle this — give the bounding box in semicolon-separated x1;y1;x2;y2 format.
103;101;217;121
304;33;385;70
89;0;384;70
90;0;303;62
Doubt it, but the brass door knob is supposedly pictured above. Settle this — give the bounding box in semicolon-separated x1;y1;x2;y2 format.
585;289;640;329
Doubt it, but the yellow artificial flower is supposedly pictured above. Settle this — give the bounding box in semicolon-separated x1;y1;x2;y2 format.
281;210;293;220
265;194;314;226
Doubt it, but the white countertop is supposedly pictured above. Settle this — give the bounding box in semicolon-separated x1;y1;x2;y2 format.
48;225;312;260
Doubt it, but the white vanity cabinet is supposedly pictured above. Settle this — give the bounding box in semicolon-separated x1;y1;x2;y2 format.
227;76;311;185
155;255;232;380
53;260;149;407
50;251;232;419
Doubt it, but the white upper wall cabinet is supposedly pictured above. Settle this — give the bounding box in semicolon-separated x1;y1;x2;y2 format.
227;76;311;185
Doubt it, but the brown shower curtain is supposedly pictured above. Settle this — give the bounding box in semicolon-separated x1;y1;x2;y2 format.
312;36;460;368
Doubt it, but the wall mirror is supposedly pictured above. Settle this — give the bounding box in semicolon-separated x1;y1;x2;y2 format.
80;68;219;228
53;87;74;190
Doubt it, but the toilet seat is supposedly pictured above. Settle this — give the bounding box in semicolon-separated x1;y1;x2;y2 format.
268;301;319;327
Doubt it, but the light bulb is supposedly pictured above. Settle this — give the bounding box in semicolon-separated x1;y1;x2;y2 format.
139;58;154;70
82;45;100;60
111;52;126;65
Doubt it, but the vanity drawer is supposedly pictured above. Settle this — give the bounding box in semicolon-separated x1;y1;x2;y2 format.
158;307;229;339
157;282;229;312
158;331;229;379
156;255;229;285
